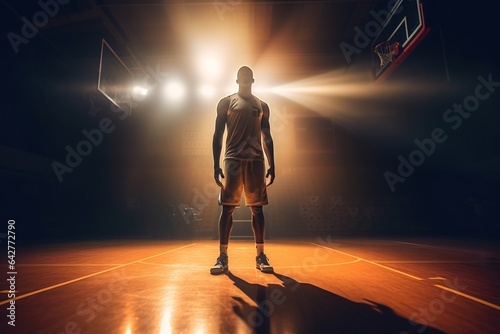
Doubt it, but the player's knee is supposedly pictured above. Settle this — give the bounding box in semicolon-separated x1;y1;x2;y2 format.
250;206;263;215
223;205;236;215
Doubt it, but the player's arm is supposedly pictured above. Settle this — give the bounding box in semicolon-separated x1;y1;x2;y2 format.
261;101;275;186
213;97;229;187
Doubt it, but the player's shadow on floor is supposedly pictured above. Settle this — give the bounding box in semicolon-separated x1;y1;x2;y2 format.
225;271;444;334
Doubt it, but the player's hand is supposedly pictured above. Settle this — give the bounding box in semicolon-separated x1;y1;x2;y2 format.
266;167;275;187
214;167;225;188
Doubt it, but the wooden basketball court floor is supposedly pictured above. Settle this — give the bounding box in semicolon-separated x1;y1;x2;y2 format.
1;238;499;333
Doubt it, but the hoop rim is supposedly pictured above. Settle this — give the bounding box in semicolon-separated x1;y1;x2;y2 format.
374;40;400;56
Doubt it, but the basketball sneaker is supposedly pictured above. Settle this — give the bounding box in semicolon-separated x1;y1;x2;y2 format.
256;253;274;273
210;253;228;275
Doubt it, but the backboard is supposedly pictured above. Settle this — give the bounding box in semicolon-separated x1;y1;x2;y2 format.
98;39;134;114
372;0;430;83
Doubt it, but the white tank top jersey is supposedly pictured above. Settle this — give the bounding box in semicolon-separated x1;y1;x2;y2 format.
224;93;265;161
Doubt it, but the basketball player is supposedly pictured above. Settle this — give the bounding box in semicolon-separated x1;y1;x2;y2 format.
211;66;275;275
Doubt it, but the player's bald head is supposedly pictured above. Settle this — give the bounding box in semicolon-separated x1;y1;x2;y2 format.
236;66;254;85
237;66;253;79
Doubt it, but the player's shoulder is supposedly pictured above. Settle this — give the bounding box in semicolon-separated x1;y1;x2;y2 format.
257;98;269;111
219;94;232;102
217;95;232;107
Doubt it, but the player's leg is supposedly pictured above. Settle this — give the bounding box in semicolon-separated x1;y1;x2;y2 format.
250;205;266;255
218;159;243;252
210;205;236;275
250;205;272;272
244;160;273;273
211;159;243;275
244;159;268;249
250;205;265;246
219;205;236;254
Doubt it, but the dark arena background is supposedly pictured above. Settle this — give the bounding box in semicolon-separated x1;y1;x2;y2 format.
1;0;499;333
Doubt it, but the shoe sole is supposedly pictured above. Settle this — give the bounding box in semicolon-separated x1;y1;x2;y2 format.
256;265;274;273
210;266;228;275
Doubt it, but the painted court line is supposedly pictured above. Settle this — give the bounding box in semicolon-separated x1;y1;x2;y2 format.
137;258;362;268
373;260;500;264
311;242;500;311
17;264;125;267
435;284;500;311
0;243;196;306
277;259;361;269
311;243;423;281
388;240;496;257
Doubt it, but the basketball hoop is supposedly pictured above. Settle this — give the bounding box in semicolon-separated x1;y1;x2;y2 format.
374;41;400;67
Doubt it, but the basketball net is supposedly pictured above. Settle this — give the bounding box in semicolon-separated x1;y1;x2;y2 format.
374;41;400;67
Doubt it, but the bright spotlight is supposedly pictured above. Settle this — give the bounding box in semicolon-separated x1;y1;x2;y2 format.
200;56;221;79
163;79;186;102
198;85;215;98
194;45;224;80
133;86;149;96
